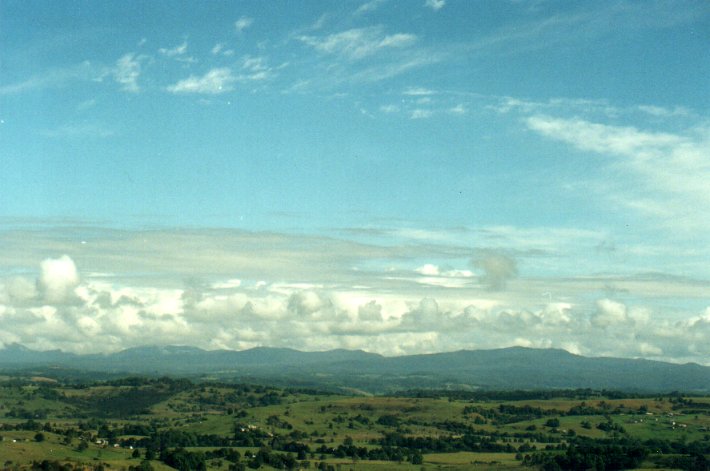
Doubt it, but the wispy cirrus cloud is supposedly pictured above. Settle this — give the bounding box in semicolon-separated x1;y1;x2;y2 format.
167;68;235;94
158;40;196;63
525;114;710;232
355;0;387;15
298;26;416;60
158;41;188;57
113;53;143;92
403;86;435;96
0;62;98;95
464;1;708;56
211;43;235;56
235;16;254;33
425;0;446;11
40;122;116;139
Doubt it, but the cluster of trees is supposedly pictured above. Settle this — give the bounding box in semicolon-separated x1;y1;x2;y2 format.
524;436;710;471
403;388;648;402
652;453;709;471
313;441;422;464
5;407;50;419
524;440;648;470
379;431;517;454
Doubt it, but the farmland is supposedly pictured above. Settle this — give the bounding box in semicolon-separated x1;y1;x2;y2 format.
0;376;708;470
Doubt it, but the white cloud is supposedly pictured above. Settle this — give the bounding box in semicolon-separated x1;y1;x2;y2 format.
211;43;235;56
39;255;79;303
41;123;115;139
167;68;235;94
591;298;627;328
235;16;254;33
0;62;99;95
526;115;683;158
299;26;416;60
114;53;142;92
76;99;97;111
0;260;708;363
356;0;387;15
637;105;690;118
425;0;446;11
415;264;440;276
158;41;187;57
379;104;399;113
5;277;37;302
0;225;708;363
471;250;518;290
449;104;466;114
403;86;434;96
410;109;432;119
240;55;271;76
525;115;710;232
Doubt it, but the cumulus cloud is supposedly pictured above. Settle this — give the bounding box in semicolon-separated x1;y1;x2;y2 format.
39;255;80;303
5;277;38;302
0;226;708;364
471;250;518;290
358;300;383;321
591;298;627;328
167;68;235;94
0;262;708;363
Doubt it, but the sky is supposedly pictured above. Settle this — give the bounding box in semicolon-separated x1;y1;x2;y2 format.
1;0;709;363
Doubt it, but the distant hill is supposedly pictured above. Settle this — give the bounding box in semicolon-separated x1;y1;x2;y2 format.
0;344;707;393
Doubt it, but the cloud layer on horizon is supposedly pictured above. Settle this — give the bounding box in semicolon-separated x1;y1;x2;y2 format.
0;230;707;364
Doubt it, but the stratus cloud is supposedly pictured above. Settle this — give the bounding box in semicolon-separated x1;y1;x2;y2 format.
167;68;235;94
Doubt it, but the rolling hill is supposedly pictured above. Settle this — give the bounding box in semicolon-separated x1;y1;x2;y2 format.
0;344;707;393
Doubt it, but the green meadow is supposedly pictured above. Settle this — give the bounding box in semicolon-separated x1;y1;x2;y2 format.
0;376;708;470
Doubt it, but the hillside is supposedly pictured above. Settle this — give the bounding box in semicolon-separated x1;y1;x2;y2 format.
0;345;707;393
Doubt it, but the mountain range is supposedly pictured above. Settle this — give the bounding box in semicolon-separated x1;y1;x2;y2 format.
0;344;707;393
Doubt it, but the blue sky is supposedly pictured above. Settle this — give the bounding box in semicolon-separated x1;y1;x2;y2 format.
1;0;709;362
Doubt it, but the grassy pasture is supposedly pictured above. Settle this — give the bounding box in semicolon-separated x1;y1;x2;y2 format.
0;378;708;469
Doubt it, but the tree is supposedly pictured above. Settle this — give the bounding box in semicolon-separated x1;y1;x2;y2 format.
545;418;560;428
34;432;46;442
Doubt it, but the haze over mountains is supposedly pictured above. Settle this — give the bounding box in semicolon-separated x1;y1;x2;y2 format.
0;345;707;393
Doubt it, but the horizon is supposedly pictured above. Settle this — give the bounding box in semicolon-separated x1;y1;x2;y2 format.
1;1;709;365
2;342;709;367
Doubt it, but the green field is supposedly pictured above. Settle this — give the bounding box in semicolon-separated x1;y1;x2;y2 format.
0;376;708;470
